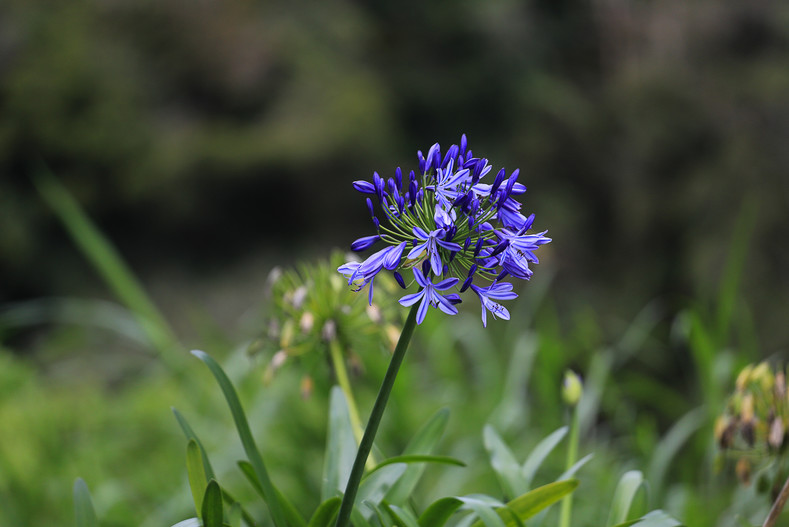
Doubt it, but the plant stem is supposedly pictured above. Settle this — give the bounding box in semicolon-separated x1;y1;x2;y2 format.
559;406;580;527
327;337;376;467
763;474;789;527
334;304;420;527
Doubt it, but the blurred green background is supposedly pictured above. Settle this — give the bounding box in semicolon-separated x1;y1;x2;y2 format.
1;1;788;525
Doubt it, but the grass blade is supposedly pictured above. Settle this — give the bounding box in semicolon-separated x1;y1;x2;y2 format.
322;386;358;501
385;408;452;505
418;497;464;527
73;478;98;527
192;349;287;527
371;454;466;474
202;479;224;527
238;460;307;527
187;439;209;517
607;471;648;527
520;426;568;488
308;498;342;527
483;425;526;499
33;168;181;369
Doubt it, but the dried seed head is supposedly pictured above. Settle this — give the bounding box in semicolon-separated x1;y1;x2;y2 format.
769;417;785;449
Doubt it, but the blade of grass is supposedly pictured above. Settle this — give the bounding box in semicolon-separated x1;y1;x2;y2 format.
33;167;181;370
73;478;98;527
202;480;224;527
192;349;287;527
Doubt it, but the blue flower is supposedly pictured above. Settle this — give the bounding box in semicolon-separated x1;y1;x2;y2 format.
398;268;460;325
339;134;551;325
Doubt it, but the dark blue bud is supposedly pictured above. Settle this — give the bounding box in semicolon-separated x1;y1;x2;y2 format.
442;264;449;276
490;240;509;257
351;235;380;252
463;238;472;252
396;193;405;215
373;172;385;201
490;168;506;194
473;158;488;180
496;269;510;281
409;170;416;183
417;151;426;174
409;181;418;204
523;213;535;231
388;178;397;195
393;271;406;289
416;189;424;204
353;180;376;194
442;145;459;169
395;167;403;189
464;157;479;169
422;260;431;277
505;171;518;197
474;238;484;257
459;134;468;156
460;275;473;292
366;198;375;217
372;217;380;230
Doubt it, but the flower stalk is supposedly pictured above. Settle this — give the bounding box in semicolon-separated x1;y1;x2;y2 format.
334;303;420;527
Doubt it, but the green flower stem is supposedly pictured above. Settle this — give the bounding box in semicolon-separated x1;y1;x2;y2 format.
334;304;420;527
327;337;376;467
559;406;580;527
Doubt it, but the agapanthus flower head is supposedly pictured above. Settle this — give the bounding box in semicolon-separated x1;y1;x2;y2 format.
339;135;551;326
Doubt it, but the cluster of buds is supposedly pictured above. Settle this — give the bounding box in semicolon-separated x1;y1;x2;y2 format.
249;251;403;397
716;362;789;488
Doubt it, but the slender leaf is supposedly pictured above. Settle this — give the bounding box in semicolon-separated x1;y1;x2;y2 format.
557;453;593;481
385;408;451;505
322;386;358;501
460;496;507;527
647;407;706;503
521;426;568;487
308;497;342;527
612;510;683;527
418;497;464;527
170;519;201;527
386;504;421;527
608;471;647;527
34;168;181;367
357;464;407;519
73;478;98;527
202;480;224;527
470;479;579;527
192;350;288;527
187;439;209;517
238;460;307;527
371;455;466;474
483;425;526;499
228;503;242;527
173;408;216;480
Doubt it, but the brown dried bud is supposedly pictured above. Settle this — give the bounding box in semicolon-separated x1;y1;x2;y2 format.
299;311;315;334
300;375;314;399
321;320;337;341
741;420;756;447
776;371;786;401
715;416;736;449
736;457;751;485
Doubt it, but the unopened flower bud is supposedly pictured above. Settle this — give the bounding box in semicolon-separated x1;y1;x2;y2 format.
291;286;308;310
736;364;754;391
300;376;314;399
366;304;382;323
776;371;786;401
280;320;294;349
562;370;583;407
321;320;337;341
736;457;751;485
299;311;315;333
769;417;785;449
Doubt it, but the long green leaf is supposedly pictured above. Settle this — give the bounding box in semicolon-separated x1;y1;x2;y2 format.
192;350;287;527
460;496;507;527
611;509;683;527
187;439;208;516
322;386;358;501
483;425;526;499
238;460;307;527
34;168;181;368
371;455;465;474
418;497;464;527
202;479;224;527
385;408;451;505
73;478;98;527
308;498;342;527
607;471;647;527
385;504;421;527
357;464;407;519
470;479;579;527
521;426;568;487
169;519;201;527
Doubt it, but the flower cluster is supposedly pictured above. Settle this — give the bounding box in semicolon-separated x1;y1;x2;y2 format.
338;135;551;326
716;362;789;490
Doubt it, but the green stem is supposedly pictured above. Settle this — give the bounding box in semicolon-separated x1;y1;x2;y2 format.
559;406;580;527
334;304;420;527
764;474;789;527
327;338;376;467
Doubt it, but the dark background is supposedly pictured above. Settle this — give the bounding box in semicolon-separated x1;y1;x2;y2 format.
2;0;788;352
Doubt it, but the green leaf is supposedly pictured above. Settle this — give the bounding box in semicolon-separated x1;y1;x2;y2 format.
385;408;451;505
169;519;201;527
607;471;648;527
557;453;593;481
385;504;421;527
357;464;407;519
371;455;465;474
173;408;217;480
470;479;579;527
483;425;526;499
308;497;342;527
192;350;288;527
73;478;98;527
202;479;224;527
460;496;507;527
34;168;181;368
418;497;464;527
647;407;706;504
322;386;358;501
228;503;242;527
187;439;209;517
238;460;307;527
520;426;568;488
611;510;683;527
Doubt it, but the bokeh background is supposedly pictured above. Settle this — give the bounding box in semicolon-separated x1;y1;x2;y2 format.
1;0;789;525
